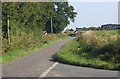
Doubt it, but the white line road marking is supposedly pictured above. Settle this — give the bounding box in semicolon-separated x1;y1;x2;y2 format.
39;62;59;78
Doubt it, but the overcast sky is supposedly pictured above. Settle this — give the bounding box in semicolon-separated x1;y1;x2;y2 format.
65;2;118;30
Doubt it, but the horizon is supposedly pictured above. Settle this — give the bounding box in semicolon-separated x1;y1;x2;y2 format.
64;2;118;30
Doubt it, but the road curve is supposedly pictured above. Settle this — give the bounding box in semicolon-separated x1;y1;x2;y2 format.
2;37;119;78
2;37;75;77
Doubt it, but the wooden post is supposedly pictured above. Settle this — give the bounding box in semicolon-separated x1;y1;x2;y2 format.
7;14;10;45
51;18;53;33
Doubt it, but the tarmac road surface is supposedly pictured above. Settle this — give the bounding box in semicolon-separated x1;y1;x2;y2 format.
2;37;119;78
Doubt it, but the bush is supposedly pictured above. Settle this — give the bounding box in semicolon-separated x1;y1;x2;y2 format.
2;27;67;53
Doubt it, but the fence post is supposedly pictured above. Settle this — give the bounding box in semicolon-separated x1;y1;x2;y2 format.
7;14;10;45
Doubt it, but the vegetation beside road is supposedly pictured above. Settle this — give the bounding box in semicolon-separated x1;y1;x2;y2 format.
54;30;120;70
1;2;77;64
1;32;69;64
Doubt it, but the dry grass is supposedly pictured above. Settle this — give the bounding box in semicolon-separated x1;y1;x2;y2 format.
55;30;120;70
77;30;120;64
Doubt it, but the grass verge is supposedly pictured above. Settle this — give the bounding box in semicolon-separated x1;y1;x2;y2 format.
54;39;119;70
1;36;69;64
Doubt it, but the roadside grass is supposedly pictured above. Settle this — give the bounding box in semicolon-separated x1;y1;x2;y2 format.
54;30;120;70
1;36;69;64
0;28;1;54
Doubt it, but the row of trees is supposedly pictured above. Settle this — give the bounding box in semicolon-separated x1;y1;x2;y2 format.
76;24;120;31
2;2;77;38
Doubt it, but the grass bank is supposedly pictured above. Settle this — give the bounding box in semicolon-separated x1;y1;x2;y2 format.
54;30;120;70
1;35;69;64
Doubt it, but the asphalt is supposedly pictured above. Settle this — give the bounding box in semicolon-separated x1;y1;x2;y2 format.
0;64;2;78
2;37;75;77
2;37;119;78
47;63;119;77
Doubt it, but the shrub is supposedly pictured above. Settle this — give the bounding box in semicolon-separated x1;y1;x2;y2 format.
2;27;66;54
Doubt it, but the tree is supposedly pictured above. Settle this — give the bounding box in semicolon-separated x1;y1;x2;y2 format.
2;2;77;38
2;2;55;36
45;2;77;33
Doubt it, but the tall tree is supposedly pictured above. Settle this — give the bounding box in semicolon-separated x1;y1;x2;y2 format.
45;2;77;33
2;2;55;37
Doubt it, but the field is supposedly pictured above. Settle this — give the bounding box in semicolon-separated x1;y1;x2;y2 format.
54;30;120;70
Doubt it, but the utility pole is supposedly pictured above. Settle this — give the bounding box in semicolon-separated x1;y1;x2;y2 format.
51;18;53;33
7;14;10;45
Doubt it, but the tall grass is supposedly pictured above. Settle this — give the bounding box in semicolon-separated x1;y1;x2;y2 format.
77;31;120;64
54;30;120;70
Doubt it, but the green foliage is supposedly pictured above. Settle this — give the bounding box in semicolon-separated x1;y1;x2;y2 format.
2;2;76;52
1;2;76;63
2;26;68;53
1;32;68;64
45;2;77;33
2;2;55;37
54;30;120;70
2;2;77;36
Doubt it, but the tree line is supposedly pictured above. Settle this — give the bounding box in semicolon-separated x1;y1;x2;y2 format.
2;2;77;39
76;24;120;31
